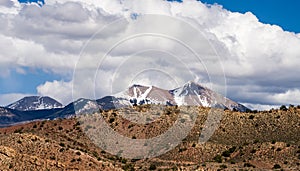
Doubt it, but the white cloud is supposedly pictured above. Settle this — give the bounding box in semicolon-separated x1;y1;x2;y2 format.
0;0;299;108
0;0;14;7
37;80;73;104
269;89;300;105
0;34;77;76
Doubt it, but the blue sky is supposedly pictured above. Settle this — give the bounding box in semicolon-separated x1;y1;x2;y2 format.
201;0;300;33
18;0;44;5
0;69;62;94
170;0;300;33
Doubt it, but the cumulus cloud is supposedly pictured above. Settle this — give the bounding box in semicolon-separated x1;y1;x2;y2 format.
0;0;299;109
0;0;14;7
37;80;72;104
269;89;300;105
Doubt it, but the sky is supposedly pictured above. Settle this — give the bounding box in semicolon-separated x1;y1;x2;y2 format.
200;0;300;33
0;0;299;110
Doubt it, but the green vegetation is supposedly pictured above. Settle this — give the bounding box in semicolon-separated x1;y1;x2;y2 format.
280;105;287;111
273;164;281;169
244;163;255;168
149;164;157;170
122;163;135;171
213;155;222;163
248;115;255;119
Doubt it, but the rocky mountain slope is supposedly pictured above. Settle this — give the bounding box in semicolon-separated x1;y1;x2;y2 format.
6;96;63;111
115;81;249;111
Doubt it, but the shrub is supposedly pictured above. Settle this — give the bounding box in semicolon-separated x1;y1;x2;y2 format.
250;149;256;153
149;164;157;170
59;142;65;147
74;121;81;126
109;118;115;123
273;164;281;169
179;147;187;153
220;164;227;169
14;128;23;134
229;146;236;153
213;155;222;163
244;163;255;168
122;163;135;171
280;105;287;111
121;158;127;164
248;115;255;119
222;150;231;157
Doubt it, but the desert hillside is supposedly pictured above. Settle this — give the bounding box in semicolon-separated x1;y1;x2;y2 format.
0;105;300;170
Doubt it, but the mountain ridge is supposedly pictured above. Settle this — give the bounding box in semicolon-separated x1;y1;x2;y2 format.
1;81;250;127
114;81;249;112
6;96;63;111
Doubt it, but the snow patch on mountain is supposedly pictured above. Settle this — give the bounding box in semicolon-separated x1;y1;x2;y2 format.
6;96;63;111
113;81;249;112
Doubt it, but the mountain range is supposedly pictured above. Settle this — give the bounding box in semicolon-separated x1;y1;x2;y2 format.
6;96;63;111
0;81;249;127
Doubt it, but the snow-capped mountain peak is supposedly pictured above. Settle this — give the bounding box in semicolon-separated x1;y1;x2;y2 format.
6;96;63;111
171;81;205;96
115;84;174;106
113;81;249;112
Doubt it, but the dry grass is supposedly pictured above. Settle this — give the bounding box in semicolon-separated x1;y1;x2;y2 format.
0;105;299;170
